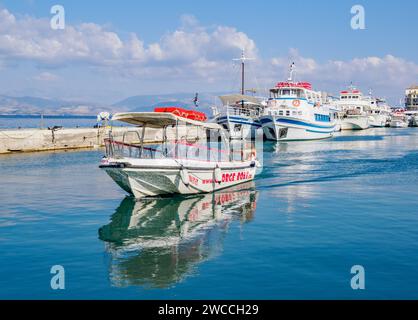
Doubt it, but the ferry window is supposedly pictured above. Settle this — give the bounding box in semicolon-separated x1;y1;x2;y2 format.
283;89;291;95
298;111;302;115
286;110;290;116
279;111;283;115
292;111;297;115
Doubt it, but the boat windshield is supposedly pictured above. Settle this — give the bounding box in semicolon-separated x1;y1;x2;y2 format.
104;120;257;163
270;88;305;99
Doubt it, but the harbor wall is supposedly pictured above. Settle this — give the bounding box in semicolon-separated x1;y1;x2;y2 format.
0;127;162;155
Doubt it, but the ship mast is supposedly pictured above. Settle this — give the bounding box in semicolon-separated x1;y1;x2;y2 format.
288;62;295;82
233;49;254;95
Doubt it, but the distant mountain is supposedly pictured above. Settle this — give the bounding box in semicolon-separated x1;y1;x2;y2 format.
0;92;226;116
0;94;116;116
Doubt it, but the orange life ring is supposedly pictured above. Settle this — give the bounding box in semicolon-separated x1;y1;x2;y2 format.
292;100;301;107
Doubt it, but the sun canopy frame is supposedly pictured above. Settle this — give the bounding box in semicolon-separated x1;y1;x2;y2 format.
112;112;222;129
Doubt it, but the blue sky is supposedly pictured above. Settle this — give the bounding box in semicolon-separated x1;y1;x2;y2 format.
0;0;417;104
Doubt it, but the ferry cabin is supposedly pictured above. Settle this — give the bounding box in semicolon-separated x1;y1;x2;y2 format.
338;90;371;114
261;82;335;141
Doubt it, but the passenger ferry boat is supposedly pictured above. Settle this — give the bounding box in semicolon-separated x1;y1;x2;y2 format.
212;51;265;140
100;108;260;199
259;64;336;141
334;87;370;130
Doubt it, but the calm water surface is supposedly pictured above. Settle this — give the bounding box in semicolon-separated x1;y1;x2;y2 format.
1;128;418;299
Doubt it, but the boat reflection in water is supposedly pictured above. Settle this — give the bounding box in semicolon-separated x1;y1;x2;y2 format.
98;182;258;288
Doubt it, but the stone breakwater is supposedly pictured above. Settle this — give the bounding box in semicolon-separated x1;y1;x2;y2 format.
0;127;162;155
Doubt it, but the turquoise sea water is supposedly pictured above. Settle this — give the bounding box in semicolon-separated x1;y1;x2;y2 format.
1;128;418;299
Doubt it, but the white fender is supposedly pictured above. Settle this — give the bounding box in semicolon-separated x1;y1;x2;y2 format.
180;167;190;186
214;165;222;184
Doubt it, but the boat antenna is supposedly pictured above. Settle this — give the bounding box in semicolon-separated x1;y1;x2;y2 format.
288;62;295;82
233;49;254;95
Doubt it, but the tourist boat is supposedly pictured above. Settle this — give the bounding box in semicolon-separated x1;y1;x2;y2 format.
212;51;265;140
390;112;409;128
259;64;336;141
212;95;264;140
369;98;392;127
334;86;370;130
100;108;260;199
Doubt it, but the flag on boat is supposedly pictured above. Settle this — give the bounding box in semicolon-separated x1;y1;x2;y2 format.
193;93;199;107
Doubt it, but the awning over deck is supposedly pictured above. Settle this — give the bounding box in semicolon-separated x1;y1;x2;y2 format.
219;94;263;106
112;112;222;129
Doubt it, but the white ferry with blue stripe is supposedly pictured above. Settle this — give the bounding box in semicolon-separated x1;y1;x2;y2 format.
260;66;336;141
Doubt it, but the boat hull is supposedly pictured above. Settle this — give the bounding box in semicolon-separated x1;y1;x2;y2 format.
390;120;409;128
369;114;390;127
410;116;418;127
215;114;261;140
341;116;369;130
260;116;335;141
101;158;257;199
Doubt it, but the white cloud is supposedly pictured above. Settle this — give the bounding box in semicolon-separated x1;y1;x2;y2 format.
33;71;59;81
0;8;256;76
0;7;417;103
268;49;418;101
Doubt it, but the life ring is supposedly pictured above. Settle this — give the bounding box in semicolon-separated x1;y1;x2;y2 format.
292;100;301;107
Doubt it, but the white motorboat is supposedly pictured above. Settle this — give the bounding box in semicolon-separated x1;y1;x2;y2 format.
335;86;370;130
390;112;409;128
100;109;260;199
259;63;336;141
405;111;418;127
369;98;392;127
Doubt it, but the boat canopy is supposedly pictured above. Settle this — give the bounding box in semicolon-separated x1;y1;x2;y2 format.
112;112;222;129
219;94;262;106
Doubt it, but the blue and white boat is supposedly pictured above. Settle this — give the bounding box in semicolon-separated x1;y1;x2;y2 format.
260;64;336;141
212;50;265;140
212;94;264;140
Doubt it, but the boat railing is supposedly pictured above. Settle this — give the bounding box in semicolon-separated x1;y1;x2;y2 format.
104;137;257;163
226;105;261;117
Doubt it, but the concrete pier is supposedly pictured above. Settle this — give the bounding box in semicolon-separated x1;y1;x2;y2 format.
0;127;162;155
